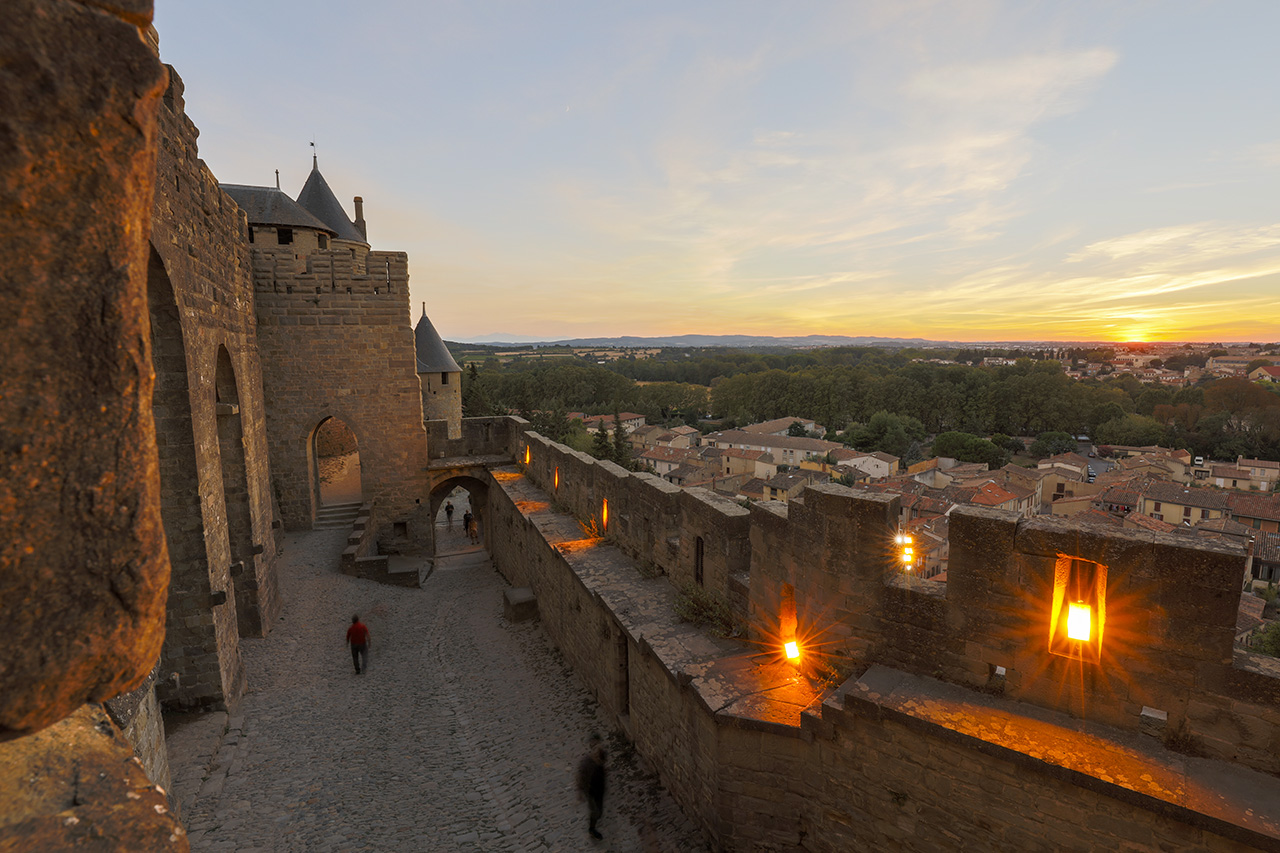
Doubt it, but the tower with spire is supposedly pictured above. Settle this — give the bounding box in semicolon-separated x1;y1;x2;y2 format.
221;152;370;264
218;155;434;548
414;302;463;439
296;152;370;262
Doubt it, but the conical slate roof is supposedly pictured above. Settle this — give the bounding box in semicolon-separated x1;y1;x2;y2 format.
414;305;462;374
220;184;335;234
296;158;367;244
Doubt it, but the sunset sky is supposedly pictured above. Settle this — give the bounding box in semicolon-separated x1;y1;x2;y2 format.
153;1;1280;343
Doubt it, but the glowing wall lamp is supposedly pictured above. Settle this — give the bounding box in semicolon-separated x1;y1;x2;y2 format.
601;498;609;533
523;445;531;465
1050;557;1105;662
784;640;800;661
895;531;914;570
554;466;560;491
1066;600;1092;642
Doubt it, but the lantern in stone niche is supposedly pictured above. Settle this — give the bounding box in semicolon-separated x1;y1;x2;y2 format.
780;583;799;663
894;530;914;569
523;444;531;465
554;466;560;491
601;498;609;533
1050;556;1106;662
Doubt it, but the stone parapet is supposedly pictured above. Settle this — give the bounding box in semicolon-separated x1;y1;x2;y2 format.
486;458;1280;852
0;704;188;851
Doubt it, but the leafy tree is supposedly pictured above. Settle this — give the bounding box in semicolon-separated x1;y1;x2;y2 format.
842;411;926;458
931;431;1006;469
1253;622;1280;657
1028;431;1077;458
523;401;572;443
1205;378;1275;413
787;420;808;437
1095;414;1167;447
1163;353;1207;372
1136;387;1174;416
1174;386;1205;407
1091;400;1129;432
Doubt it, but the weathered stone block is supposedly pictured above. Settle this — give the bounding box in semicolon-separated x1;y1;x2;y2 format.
0;0;169;734
503;587;538;623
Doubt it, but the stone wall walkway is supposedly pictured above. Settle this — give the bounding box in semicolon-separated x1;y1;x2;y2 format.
166;529;708;853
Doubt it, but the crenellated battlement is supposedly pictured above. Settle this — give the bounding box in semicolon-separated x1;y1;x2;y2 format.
486;420;1280;850
510;422;1280;781
251;248;409;297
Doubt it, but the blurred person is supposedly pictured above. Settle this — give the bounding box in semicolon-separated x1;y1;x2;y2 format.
346;614;370;674
576;733;607;840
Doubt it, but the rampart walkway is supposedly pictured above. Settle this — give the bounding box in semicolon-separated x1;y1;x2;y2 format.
165;528;707;852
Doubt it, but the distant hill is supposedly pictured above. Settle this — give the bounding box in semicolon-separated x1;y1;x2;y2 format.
454;333;1121;349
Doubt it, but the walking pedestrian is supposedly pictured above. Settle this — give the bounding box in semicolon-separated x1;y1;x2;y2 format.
462;509;473;541
445;500;454;529
576;733;607;840
346;614;370;675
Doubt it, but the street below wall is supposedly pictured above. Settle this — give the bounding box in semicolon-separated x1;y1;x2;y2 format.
164;525;707;852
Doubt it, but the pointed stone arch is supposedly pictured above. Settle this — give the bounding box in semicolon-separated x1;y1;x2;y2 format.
148;246;244;708
215;345;263;637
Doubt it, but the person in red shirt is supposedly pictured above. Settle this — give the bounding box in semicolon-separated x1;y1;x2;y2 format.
346;615;371;674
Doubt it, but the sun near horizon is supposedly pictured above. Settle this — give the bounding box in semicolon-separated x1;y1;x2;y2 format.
153;2;1280;345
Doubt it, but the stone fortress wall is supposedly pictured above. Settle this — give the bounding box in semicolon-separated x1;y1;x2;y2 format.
421;369;463;431
483;425;1280;851
147;67;283;718
2;2;190;845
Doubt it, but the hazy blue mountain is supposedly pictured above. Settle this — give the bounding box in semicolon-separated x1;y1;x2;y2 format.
454;333;1120;348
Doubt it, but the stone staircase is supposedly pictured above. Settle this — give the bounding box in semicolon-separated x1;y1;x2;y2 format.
314;500;363;530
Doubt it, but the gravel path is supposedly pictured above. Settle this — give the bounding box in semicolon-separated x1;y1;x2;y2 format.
167;527;708;853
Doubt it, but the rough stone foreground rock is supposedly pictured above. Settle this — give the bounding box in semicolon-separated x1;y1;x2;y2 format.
0;704;188;852
0;1;169;734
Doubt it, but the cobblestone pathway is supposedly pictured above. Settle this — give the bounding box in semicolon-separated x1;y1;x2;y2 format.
167;528;708;853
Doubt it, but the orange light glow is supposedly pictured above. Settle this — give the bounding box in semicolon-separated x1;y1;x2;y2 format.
784;640;800;660
1067;600;1091;642
601;498;609;532
897;530;915;567
554;466;560;490
523;445;531;464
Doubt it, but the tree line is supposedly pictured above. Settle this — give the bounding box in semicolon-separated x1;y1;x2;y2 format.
459;349;1280;464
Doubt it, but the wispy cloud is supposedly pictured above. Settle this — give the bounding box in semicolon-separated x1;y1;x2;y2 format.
1068;223;1280;265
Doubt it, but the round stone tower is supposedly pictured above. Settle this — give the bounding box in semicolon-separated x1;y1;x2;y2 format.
414;304;462;439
